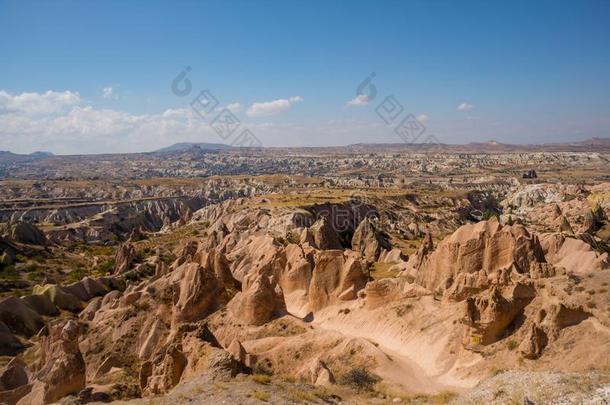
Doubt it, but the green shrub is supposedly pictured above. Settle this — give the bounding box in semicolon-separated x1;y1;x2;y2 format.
32;255;45;263
96;259;115;274
133;300;150;312
482;209;499;221
15;254;28;262
252;359;274;376
274;236;288;246
0;264;18;280
338;368;380;391
286;231;299;244
68;267;87;283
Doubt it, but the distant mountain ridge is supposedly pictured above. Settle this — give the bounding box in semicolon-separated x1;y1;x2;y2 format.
29;151;54;157
2;137;610;157
345;137;610;152
573;137;610;146
153;142;232;153
0;150;54;163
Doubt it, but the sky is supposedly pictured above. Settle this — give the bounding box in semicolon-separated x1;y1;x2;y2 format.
1;0;610;154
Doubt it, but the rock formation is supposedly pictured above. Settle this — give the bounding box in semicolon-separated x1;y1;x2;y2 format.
230;273;287;326
351;217;391;262
171;262;228;324
309;217;342;250
114;242;136;274
6;221;47;245
463;282;536;345
415;219;547;298
3;180;610;404
540;233;609;273
19;320;86;404
308;250;368;311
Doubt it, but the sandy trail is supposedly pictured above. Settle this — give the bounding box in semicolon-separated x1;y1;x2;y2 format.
307;300;481;394
310;319;459;393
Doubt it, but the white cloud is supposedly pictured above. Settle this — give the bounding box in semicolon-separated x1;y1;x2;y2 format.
346;94;369;107
102;86;118;100
246;96;303;117
0;90;222;153
215;102;242;113
457;102;474;111
226;102;241;113
416;114;429;123
0;90;81;114
1;89;447;153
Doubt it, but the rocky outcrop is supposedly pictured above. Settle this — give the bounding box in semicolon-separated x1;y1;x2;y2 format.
540;233;609;273
225;234;286;283
226;338;256;370
351;217;391;262
227;339;247;365
558;215;574;234
518;323;548;359
537;302;591;339
19;320;86;404
405;232;433;278
63;277;108;302
0;296;44;337
229;274;287;326
172;240;199;268
199;249;237;291
299;358;335;386
7;221;47;245
280;244;314;294
463;282;536;346
206;348;248;381
0;321;24;355
141;344;187;396
309;217;342;250
171;262;228;324
114;242;136;274
416;219;547;298
31;284;82;312
362;278;403;309
0;357;28;391
20;294;59;317
581;204;608;234
379;248;407;263
308;250;368;311
518;302;591;359
79;297;102;322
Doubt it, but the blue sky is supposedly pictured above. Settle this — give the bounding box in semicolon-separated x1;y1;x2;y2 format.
1;0;609;154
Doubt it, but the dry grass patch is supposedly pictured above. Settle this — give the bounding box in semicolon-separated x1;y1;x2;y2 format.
250;390;270;402
252;374;272;385
370;262;401;280
285;387;316;403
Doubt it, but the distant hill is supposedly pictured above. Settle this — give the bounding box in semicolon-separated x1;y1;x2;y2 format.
346;137;610;153
154;142;231;153
575;137;610;147
30;151;54;157
0;150;54;163
0;151;19;160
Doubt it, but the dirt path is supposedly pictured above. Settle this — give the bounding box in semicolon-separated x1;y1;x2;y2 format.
310;315;464;394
